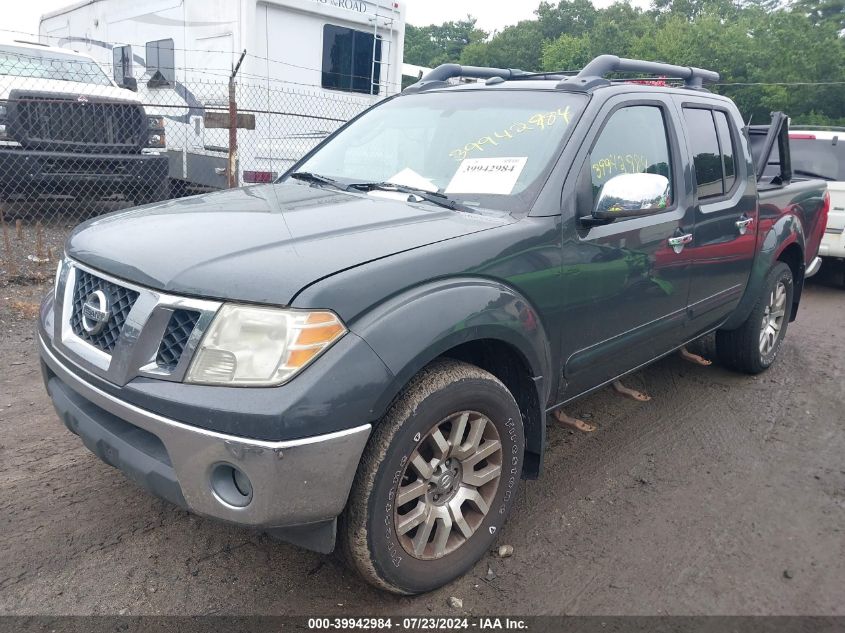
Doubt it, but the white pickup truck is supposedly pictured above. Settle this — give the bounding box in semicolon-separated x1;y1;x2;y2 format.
0;40;168;206
789;127;845;267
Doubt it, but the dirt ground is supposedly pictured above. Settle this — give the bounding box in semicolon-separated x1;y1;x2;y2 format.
0;274;843;616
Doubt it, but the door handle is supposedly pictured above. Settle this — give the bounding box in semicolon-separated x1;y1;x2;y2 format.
668;233;693;254
736;214;754;235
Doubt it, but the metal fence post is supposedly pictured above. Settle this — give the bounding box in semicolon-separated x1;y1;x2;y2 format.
228;50;247;189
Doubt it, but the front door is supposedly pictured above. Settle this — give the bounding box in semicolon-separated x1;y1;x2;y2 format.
558;98;696;399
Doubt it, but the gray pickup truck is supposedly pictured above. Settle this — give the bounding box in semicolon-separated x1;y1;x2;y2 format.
38;56;828;594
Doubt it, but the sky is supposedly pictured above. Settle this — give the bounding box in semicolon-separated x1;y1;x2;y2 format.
3;0;652;42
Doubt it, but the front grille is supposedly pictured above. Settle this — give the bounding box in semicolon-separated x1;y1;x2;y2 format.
40;157;133;176
10;92;146;153
69;270;140;353
156;310;201;371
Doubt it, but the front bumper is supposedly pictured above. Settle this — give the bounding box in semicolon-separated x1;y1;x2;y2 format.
39;334;371;550
0;148;168;195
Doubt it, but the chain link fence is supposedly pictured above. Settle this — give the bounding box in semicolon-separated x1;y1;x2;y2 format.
0;45;375;286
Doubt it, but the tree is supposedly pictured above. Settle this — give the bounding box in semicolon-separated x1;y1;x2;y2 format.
535;0;599;40
405;0;845;125
460;21;546;70
403;18;487;68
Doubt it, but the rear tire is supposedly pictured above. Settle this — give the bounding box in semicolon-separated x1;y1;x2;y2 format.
340;359;524;594
716;262;794;374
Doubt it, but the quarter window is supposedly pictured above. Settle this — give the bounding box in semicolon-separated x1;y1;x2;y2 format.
322;25;382;95
684;108;737;199
145;39;175;87
588;105;674;209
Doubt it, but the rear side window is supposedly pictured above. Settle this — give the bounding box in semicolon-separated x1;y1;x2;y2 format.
684;107;738;199
714;111;736;191
589;105;674;206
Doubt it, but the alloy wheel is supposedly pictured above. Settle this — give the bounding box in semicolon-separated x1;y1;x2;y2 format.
393;410;503;560
760;280;787;357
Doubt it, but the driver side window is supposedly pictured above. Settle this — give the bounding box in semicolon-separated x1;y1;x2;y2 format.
588;105;674;210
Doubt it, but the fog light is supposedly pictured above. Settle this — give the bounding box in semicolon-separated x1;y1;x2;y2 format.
210;463;253;507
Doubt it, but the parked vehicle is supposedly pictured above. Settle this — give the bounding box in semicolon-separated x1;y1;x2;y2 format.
789;127;845;267
0;40;169;206
40;0;406;190
38;56;829;594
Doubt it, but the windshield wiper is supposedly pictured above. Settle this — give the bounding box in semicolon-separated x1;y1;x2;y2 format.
289;171;351;191
792;168;836;181
348;182;479;214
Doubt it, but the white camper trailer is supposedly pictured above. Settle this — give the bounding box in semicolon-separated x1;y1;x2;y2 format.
40;0;406;191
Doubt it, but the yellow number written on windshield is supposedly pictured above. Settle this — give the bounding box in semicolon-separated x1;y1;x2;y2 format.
450;106;572;161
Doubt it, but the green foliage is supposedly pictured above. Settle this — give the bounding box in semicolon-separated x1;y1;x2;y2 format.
404;18;487;67
459;20;546;70
405;0;845;125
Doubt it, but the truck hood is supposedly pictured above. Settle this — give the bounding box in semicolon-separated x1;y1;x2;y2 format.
1;77;142;103
67;182;514;305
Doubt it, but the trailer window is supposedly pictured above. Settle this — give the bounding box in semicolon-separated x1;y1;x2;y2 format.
112;45;132;84
145;39;174;87
322;25;382;95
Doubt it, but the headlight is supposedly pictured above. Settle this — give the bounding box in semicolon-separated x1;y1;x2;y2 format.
186;305;346;386
0;103;7;140
146;116;165;148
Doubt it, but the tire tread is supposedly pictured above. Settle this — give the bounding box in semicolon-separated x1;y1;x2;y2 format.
339;358;516;594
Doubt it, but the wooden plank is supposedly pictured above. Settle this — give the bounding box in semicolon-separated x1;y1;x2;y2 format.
204;111;256;130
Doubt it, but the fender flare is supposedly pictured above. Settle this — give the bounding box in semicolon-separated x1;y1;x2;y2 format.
350;277;554;474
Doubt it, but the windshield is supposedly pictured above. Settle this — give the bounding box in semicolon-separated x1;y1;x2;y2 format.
0;49;113;86
294;90;587;213
791;137;845;181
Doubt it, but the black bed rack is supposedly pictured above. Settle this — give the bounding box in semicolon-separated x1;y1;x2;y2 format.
404;54;720;94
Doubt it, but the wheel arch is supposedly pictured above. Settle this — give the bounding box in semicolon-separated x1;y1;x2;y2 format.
351;277;553;479
722;211;805;330
776;241;805;321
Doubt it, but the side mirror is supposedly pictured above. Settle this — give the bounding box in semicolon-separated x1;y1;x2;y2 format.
589;173;671;224
121;76;138;92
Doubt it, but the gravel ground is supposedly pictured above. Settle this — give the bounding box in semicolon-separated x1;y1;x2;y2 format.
0;275;843;616
0;200;136;286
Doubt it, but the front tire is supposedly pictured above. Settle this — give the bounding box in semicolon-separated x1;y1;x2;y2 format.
716;262;794;374
341;359;524;594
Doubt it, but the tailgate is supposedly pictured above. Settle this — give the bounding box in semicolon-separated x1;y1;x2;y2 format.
825;181;845;232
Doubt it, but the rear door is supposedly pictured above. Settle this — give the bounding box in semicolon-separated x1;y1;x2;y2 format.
559;95;696;398
678;103;757;335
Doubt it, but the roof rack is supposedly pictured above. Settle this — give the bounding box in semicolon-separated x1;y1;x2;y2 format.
403;55;720;94
557;55;719;92
403;64;530;93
